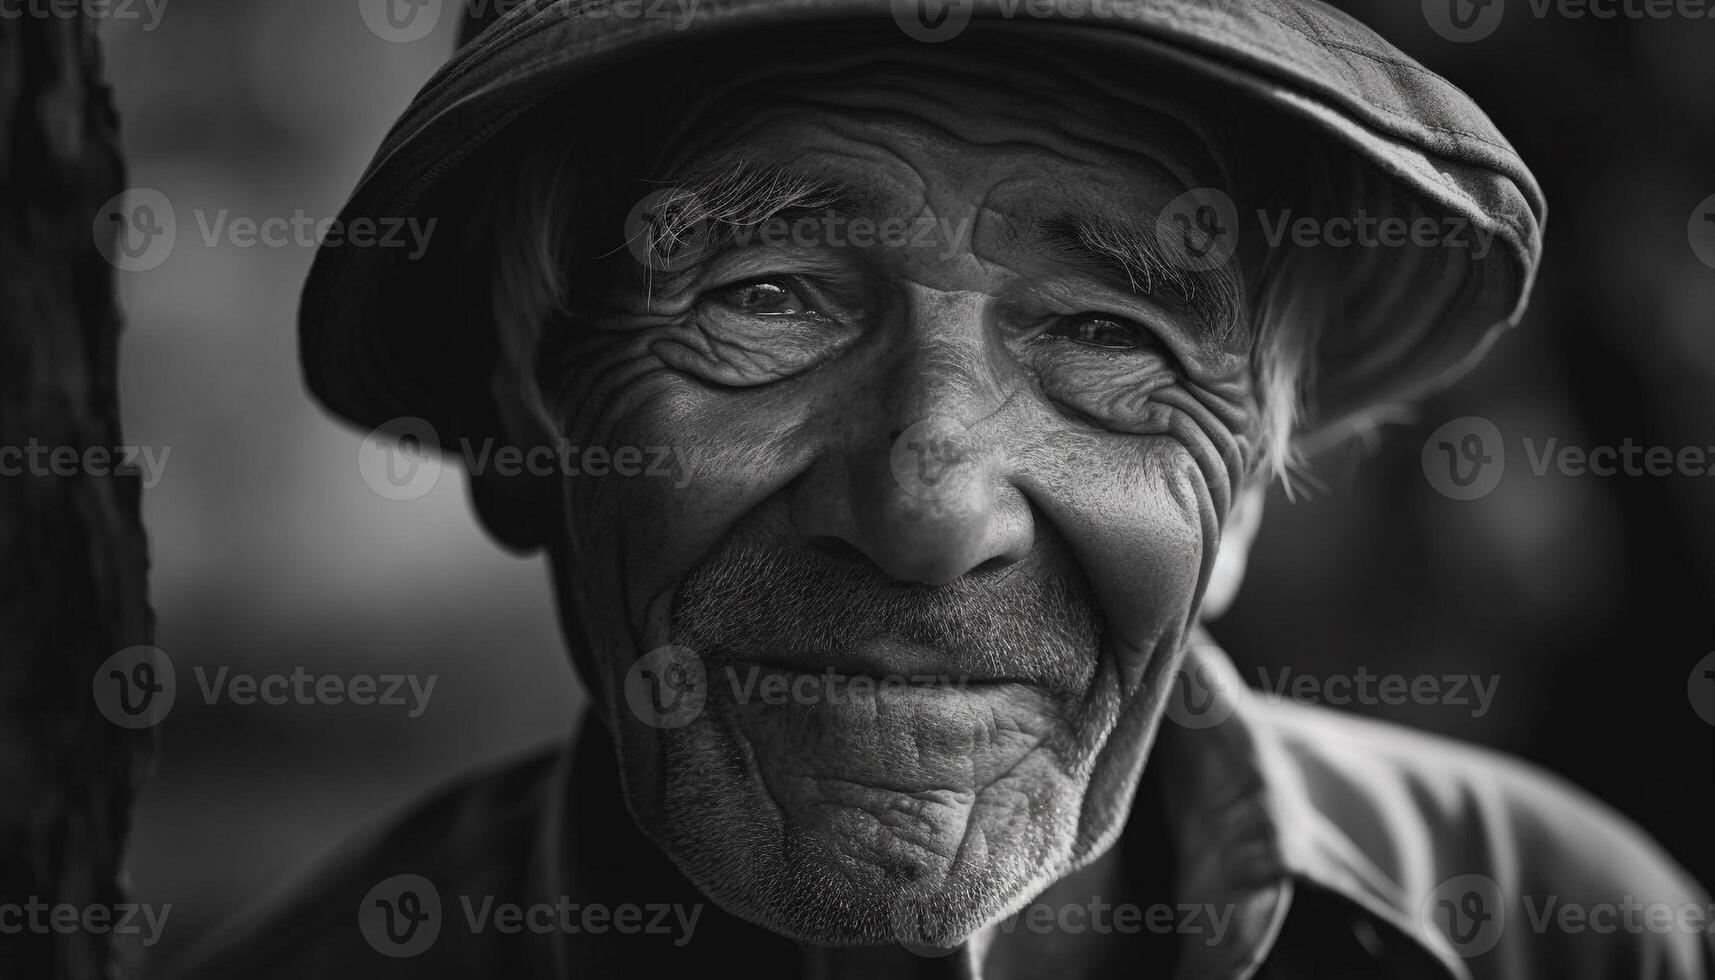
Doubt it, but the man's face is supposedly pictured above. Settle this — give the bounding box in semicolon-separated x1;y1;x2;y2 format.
530;41;1259;947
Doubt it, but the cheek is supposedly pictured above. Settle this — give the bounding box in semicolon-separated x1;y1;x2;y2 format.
1030;347;1253;519
555;347;818;634
1015;422;1219;689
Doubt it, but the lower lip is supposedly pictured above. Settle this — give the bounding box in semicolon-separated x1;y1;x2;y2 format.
710;660;1023;700
718;634;1028;685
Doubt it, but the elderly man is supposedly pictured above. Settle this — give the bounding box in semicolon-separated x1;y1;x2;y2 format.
170;1;1710;978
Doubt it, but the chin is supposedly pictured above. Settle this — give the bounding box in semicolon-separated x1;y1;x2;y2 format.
615;677;1118;948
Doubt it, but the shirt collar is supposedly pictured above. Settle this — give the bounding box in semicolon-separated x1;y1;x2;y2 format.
1156;631;1472;980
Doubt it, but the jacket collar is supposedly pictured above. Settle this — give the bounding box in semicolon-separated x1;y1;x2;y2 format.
1157;632;1471;980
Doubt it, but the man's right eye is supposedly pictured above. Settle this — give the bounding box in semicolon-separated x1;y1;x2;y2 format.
704;278;813;316
646;274;857;387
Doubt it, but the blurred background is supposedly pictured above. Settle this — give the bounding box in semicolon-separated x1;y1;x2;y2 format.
99;0;1714;968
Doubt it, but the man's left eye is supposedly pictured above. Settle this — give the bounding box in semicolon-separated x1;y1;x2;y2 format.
1049;315;1150;351
705;278;812;316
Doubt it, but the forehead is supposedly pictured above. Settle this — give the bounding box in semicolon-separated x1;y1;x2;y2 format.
641;48;1248;333
656;47;1237;216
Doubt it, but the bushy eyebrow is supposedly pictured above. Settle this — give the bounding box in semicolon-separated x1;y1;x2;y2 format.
1030;213;1246;343
638;159;874;257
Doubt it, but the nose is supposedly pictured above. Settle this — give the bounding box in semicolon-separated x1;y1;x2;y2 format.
793;293;1034;586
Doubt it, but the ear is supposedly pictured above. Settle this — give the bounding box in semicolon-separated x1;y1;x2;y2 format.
1201;480;1267;621
467;363;560;554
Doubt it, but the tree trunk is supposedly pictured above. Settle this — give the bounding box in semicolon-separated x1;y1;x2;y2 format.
0;12;154;980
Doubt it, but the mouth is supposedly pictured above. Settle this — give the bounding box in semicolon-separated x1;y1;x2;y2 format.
693;639;1082;816
707;634;1039;689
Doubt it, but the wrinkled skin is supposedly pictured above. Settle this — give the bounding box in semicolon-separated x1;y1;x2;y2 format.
496;40;1263;960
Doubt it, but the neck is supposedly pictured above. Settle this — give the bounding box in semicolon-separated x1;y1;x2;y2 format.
797;937;988;980
796;828;1169;980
